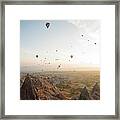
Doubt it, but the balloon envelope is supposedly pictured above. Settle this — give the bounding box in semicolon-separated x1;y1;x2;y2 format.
70;55;73;58
46;22;50;28
36;55;38;58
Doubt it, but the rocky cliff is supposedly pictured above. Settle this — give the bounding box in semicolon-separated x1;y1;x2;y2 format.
20;74;66;100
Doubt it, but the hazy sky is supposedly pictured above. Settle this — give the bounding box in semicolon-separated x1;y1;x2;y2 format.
20;20;100;71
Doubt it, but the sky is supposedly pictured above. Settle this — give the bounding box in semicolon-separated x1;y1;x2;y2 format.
20;20;100;72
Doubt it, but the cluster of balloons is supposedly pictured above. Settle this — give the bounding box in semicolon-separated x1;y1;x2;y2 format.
35;22;97;70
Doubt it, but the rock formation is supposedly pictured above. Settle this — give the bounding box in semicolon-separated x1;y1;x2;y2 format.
20;74;66;100
79;86;91;100
20;74;39;100
91;82;100;100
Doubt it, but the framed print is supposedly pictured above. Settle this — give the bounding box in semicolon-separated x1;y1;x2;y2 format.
0;0;119;119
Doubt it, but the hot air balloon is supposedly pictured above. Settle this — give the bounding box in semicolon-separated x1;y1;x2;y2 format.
57;64;61;69
70;55;73;59
36;55;38;58
45;22;50;28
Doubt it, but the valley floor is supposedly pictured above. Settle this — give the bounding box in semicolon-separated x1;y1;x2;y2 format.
20;71;100;100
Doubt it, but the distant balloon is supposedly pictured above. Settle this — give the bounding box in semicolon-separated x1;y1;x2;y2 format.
36;55;38;58
46;22;50;28
81;35;84;37
70;55;73;58
56;50;58;52
94;43;96;45
57;64;61;69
